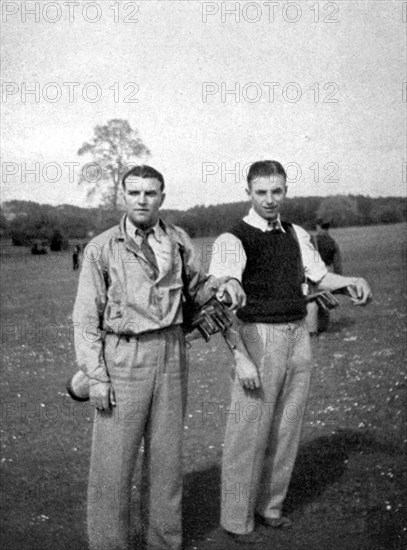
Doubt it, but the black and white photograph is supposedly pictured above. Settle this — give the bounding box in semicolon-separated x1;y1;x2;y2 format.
1;1;406;549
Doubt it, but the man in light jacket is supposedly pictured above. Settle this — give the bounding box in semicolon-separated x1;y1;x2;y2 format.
73;164;244;550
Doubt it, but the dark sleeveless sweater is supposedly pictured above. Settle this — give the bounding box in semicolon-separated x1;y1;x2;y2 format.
229;220;306;323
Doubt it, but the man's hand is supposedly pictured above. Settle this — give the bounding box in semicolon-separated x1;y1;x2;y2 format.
234;349;261;390
346;277;372;306
89;381;116;411
216;278;246;310
318;272;372;306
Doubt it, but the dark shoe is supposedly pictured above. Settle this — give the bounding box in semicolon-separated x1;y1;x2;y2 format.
257;514;293;529
224;529;266;544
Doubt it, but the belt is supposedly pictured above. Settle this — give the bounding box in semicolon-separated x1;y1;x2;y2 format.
105;324;183;342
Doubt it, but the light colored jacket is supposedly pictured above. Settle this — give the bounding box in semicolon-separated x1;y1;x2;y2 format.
72;216;208;382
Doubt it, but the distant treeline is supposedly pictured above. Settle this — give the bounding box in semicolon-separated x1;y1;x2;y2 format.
1;195;406;246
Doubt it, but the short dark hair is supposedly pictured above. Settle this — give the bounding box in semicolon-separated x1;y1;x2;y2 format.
247;160;287;189
122;165;165;192
316;218;330;229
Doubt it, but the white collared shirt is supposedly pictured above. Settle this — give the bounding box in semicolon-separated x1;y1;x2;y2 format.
208;208;328;283
243;208;285;232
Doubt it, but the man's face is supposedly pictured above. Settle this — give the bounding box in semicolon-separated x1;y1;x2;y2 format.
123;176;165;228
247;175;287;221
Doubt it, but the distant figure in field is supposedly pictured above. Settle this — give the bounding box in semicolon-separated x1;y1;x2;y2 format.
306;219;343;334
312;219;342;275
72;245;81;271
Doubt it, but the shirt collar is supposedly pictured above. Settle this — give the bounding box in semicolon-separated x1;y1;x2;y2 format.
243;208;285;233
125;216;166;243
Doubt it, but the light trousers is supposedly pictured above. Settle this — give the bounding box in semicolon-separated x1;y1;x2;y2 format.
87;326;187;550
221;319;312;534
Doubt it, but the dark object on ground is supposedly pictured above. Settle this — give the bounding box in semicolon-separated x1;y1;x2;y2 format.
31;241;47;255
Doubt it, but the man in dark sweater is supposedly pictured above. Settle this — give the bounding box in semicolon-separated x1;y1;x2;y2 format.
306;219;343;333
313;219;342;275
209;160;371;544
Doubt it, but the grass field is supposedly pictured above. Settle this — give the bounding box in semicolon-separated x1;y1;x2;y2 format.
1;223;406;550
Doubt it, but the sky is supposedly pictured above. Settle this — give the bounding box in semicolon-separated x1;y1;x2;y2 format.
1;0;406;210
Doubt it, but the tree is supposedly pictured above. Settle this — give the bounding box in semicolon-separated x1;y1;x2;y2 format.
50;228;68;251
78;119;150;210
0;207;8;238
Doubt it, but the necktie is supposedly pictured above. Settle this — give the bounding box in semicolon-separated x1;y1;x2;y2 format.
137;228;159;279
268;220;282;233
